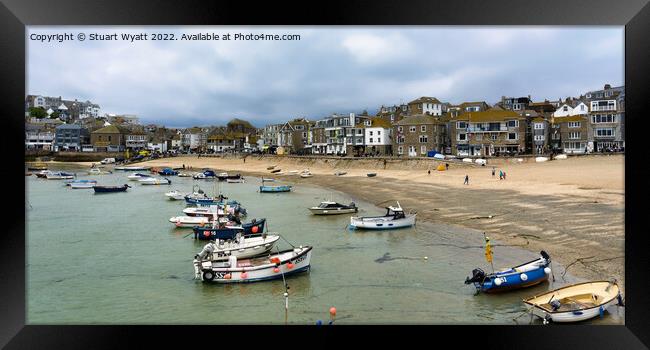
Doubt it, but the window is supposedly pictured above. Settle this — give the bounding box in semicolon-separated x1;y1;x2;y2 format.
534;123;544;130
508;133;517;140
507;120;518;127
534;135;545;141
563;106;568;111
594;128;615;137
591;114;616;123
397;136;405;144
568;132;581;139
377;131;381;136
491;133;498;140
458;133;467;141
365;120;371;126
302;132;307;138
295;125;304;130
108;136;112;142
397;126;403;132
369;138;373;143
409;126;416;132
475;134;482;141
421;125;427;132
419;135;428;143
421;146;427;154
390;115;395;122
568;122;581;128
457;121;467;129
369;131;373;136
552;133;560;140
398;146;403;154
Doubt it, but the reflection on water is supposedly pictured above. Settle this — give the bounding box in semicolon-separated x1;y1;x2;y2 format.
26;166;623;324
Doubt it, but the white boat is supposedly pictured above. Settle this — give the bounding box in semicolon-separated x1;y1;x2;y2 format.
178;173;193;177
169;215;215;228
523;280;624;323
183;205;225;217
349;202;416;230
165;190;187;200
193;245;313;283
45;172;75;180
287;170;299;175
194;234;281;260
226;177;245;183
300;173;313;178
127;173;151;181
309;201;358;215
334;171;347;176
139;177;172;185
70;181;97;189
262;178;275;182
87;168;111;175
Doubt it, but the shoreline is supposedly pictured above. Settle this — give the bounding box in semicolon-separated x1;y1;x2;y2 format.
45;154;626;290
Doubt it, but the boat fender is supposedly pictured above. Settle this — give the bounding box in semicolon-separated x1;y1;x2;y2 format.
287;263;294;270
520;273;528;281
494;278;503;286
617;293;625;306
599;306;604;319
203;270;215;281
241;272;248;279
543;314;551;325
273;267;280;273
544;267;551;275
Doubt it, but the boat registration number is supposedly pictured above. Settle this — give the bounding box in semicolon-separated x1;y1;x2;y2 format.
292;255;306;264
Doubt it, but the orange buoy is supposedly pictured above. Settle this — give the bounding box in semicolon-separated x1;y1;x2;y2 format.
329;307;337;316
273;267;280;273
252;226;259;233
287;263;294;270
224;273;231;279
241;272;248;279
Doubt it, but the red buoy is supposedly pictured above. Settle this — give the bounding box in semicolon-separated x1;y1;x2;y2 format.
329;307;337;316
203;231;210;237
287;263;294;270
273;267;280;273
241;272;248;279
252;226;259;233
224;273;231;279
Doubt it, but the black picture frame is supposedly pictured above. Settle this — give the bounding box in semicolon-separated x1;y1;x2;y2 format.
3;0;649;348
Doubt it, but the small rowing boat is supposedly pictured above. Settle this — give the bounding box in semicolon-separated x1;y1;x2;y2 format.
87;168;112;175
334;171;347;176
523;280;624;323
367;173;377;177
93;184;130;193
66;179;98;189
349;202;416;230
46;172;76;180
194;234;280;260
127;173;151;181
260;185;292;193
226;177;245;183
165;190;187;200
270;169;281;173
193;245;313;283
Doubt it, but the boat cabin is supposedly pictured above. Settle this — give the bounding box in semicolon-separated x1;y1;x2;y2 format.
385;206;406;219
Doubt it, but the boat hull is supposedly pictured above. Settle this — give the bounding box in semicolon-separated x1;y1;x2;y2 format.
93;186;129;193
309;207;358;215
193;219;266;240
260;185;292;193
350;214;416;230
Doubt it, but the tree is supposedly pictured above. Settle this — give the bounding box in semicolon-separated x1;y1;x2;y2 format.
50;111;60;119
29;107;47;119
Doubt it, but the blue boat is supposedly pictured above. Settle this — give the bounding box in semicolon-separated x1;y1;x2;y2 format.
465;251;552;293
158;168;179;176
259;185;292;193
192;218;266;240
194;170;217;179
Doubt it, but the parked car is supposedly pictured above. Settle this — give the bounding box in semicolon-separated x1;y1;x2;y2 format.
100;158;116;164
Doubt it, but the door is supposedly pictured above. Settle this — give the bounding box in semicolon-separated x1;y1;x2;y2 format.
408;146;416;157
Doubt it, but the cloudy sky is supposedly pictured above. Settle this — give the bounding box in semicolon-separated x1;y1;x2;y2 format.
27;26;623;128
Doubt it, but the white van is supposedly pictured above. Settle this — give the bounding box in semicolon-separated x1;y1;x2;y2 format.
100;158;116;164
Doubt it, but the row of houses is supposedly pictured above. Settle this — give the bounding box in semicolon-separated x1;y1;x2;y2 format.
261;84;625;156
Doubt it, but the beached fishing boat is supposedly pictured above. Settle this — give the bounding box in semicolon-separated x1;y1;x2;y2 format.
139;177;171;185
193;218;266;240
114;166;150;171
87;168;112;175
267;166;276;170
193;245;313;283
367;173;377;177
27;163;48;171
158;168;179;176
465;251;552;293
270;169;281;173
309;201;358;215
523;280;624;323
349;202;416;229
93;184;131;193
300;173;313;178
165;190;187;200
260;185;292;193
194;234;280;260
46;172;76;180
127;173;151;181
334;171;347;176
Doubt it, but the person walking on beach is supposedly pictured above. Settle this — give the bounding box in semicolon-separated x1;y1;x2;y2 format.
445;163;449;171
492;167;495;177
464;175;469;185
182;164;185;169
503;171;506;180
499;170;503;180
428;170;431;175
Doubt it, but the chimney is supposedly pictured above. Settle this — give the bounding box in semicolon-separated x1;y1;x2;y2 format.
604;84;611;90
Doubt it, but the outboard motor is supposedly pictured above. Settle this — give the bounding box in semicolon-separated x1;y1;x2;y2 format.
550;299;561;311
465;268;486;284
540;250;551;262
195;243;215;260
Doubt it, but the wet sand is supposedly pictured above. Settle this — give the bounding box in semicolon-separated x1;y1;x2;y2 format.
126;154;626;290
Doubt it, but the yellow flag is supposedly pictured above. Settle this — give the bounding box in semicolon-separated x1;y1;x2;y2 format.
485;240;493;263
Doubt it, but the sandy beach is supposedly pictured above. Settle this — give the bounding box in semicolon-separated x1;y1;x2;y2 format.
129;154;625;289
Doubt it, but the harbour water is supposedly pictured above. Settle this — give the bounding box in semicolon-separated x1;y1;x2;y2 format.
26;166;624;324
